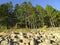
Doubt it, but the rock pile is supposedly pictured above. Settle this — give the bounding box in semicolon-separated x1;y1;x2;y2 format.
0;30;60;45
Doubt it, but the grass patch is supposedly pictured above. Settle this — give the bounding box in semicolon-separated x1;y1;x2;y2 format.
0;27;60;32
40;26;48;30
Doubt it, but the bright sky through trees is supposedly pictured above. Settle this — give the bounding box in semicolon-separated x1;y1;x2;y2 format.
0;0;60;10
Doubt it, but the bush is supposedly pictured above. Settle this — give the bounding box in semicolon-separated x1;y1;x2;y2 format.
41;26;47;30
0;25;7;32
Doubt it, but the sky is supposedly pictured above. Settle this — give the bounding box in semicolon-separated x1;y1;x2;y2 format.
0;0;60;10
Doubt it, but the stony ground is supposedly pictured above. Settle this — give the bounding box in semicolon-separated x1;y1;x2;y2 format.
0;29;60;45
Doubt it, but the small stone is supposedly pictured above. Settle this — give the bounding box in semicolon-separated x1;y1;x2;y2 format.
0;35;2;37
14;35;19;39
52;36;55;38
19;39;23;43
50;40;55;44
40;35;42;38
28;42;30;45
23;35;28;38
40;40;43;43
34;38;40;45
37;36;40;39
23;32;26;35
14;32;20;34
39;33;41;35
29;35;31;38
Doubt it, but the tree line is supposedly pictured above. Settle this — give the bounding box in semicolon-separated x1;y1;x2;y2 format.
0;1;60;29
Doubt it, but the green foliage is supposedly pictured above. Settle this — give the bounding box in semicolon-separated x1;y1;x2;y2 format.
0;25;7;32
0;2;60;30
41;25;47;30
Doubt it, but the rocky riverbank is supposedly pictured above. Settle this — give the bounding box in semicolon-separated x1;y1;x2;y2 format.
0;29;60;45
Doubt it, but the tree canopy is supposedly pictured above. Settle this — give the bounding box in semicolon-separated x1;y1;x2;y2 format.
0;2;60;29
